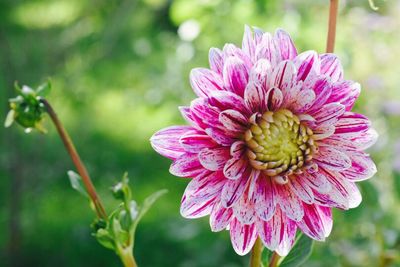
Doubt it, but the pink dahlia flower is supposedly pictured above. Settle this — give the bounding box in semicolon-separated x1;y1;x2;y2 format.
150;26;377;256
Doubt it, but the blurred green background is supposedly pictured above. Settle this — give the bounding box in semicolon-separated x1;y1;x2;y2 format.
0;0;398;266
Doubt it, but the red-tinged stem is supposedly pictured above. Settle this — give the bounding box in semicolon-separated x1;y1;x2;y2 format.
40;99;107;220
268;252;281;267
326;0;339;53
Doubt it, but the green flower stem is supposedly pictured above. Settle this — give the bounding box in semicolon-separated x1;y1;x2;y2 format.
40;99;107;220
117;246;137;267
249;238;263;267
268;252;281;267
326;0;339;53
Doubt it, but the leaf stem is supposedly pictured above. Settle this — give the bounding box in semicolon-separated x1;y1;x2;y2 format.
249;238;264;267
40;99;107;219
326;0;339;53
268;252;281;267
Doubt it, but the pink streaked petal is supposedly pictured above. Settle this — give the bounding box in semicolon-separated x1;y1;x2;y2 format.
275;184;304;222
340;152;377;181
210;201;233;232
223;156;248;180
318;167;361;209
219;109;248;133
190;68;224;98
179;130;217;153
190;98;221;130
233;187;257;224
257;208;283;250
178;106;199;129
308;77;333;112
185;171;226;198
255;32;280;65
150;125;194;160
230;219;257;256
334;112;371;134
275;219;298;256
169;153;205;177
209;48;224;74
242;25;256;61
296;204;332;241
290;89;316;113
270;60;296;95
249;58;272;86
332;128;378;151
328;80;361;111
274;28;297;60
244;60;272;113
205;127;235;146
180;194;216;219
294;51;320;82
221;171;250;208
301;168;332;194
223;56;249;97
320;53;343;82
198;147;230;171
223;43;252;68
314;146;351;171
289;175;314;204
312;124;335;140
266;87;283;111
252;174;276;221
311;103;345;125
208;90;249;114
230;140;246;158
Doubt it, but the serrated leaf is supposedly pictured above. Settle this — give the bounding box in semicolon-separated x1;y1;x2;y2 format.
279;233;313;267
67;170;88;198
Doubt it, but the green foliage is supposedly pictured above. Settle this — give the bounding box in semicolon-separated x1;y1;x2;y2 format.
279;234;314;267
67;170;89;198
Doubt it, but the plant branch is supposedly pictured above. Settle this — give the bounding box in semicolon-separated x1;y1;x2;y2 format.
326;0;339;53
40;98;107;219
268;252;281;267
249;238;263;267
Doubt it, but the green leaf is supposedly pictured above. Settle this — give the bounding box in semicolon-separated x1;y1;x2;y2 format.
279;233;314;267
94;228;115;250
36;80;51;96
130;189;168;247
67;170;88;198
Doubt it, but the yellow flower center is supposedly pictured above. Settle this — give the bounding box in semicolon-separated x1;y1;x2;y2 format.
245;109;316;177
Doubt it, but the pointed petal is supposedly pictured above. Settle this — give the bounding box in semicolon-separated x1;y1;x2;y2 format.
205;127;235;146
223;56;249;96
275;219;298;256
150;126;194;159
190;68;224;97
296;204;332;241
320;53;343;82
242;25;256;61
223;156;248;180
275;184;304;221
266;87;283;111
233;187;257;224
230;140;246;159
255;32;280;65
251;174;276;221
169;153;204;177
314;146;351;171
179;130;217;153
334;112;371;134
198;147;230;171
221;172;249;207
230;219;257;256
340;152;377;181
294;51;320;82
274;29;297;60
257;208;283;250
219;109;248;133
301;169;332;194
208;90;248;114
270;60;297;95
210;201;233;232
311;103;345;125
328;80;361;111
289;175;314;204
209;48;224;74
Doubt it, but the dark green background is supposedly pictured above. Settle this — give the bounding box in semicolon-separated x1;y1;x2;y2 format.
1;0;398;266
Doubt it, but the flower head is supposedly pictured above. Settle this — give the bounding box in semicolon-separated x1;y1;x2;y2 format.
150;26;377;256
